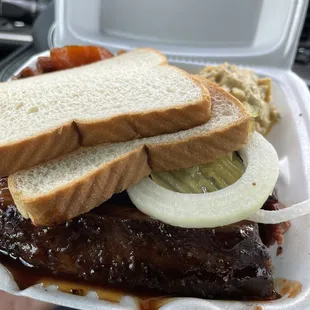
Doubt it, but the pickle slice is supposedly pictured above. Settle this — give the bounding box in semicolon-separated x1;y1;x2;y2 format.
151;152;245;193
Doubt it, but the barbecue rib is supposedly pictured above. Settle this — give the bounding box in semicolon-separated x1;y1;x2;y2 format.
0;177;277;300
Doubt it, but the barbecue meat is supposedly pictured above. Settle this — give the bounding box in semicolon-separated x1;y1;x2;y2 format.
259;196;291;248
14;46;114;79
0;177;277;300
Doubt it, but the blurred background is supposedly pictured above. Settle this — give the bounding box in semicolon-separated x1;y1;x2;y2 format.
0;0;54;81
0;0;309;84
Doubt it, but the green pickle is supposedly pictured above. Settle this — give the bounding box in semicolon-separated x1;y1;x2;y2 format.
151;152;245;193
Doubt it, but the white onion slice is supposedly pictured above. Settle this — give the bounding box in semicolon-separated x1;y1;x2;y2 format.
127;132;279;228
248;199;310;224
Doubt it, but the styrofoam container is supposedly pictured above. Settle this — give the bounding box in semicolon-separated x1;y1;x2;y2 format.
2;0;310;309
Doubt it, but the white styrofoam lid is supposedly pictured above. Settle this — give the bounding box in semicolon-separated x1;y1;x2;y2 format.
54;0;308;68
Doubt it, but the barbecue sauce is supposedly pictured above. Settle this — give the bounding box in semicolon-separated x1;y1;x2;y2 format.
0;178;301;308
0;179;169;309
274;278;302;298
0;252;170;310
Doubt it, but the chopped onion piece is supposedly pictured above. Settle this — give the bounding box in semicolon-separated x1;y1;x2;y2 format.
127;132;279;228
248;199;310;224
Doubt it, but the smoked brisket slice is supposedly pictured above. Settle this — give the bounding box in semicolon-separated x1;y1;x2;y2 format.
0;177;277;300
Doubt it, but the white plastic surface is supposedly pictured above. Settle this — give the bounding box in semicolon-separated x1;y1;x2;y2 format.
3;52;310;310
54;0;308;69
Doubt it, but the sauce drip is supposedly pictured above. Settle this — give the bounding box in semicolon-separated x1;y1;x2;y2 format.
276;246;283;256
275;278;302;298
0;252;170;310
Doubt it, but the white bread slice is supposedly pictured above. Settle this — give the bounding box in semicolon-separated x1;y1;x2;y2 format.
8;79;250;226
0;48;211;176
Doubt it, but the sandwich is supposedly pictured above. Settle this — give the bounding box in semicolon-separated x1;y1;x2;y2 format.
8;78;249;226
0;45;309;302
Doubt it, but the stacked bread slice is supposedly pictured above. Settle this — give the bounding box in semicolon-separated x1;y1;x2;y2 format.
0;48;210;176
3;48;250;226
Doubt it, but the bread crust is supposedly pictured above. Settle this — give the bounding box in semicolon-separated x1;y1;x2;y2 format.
0;123;80;177
8;79;250;226
149;79;250;171
76;71;211;146
0;49;211;176
9;146;151;225
135;47;168;65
